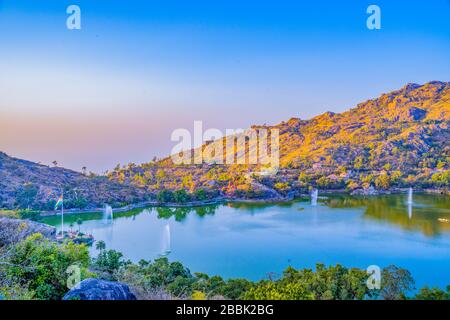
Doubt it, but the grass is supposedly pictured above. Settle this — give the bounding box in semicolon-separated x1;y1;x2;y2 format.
0;210;20;219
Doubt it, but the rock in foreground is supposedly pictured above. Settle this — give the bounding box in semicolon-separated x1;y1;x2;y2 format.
63;279;137;300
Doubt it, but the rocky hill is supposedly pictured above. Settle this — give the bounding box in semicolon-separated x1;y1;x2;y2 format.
0;152;149;210
108;81;449;198
275;81;449;170
1;81;449;210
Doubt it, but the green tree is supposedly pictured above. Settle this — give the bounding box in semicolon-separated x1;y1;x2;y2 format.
193;189;207;201
379;265;415;300
173;189;190;203
15;183;38;209
95;240;106;251
157;190;174;203
92;249;125;280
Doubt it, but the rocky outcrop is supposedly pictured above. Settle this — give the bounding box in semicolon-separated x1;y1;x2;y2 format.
0;217;56;246
63;279;137;300
351;186;380;196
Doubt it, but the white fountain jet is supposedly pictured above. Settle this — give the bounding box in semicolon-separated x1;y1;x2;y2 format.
407;188;413;219
407;187;413;205
103;204;114;224
311;189;319;206
160;224;172;256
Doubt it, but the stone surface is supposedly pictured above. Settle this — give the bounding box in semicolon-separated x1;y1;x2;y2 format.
63;278;137;300
0;217;56;246
407;107;427;121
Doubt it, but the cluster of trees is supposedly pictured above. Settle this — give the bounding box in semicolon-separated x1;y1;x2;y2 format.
90;244;450;300
2;234;448;300
156;188;217;204
263;167;449;196
13;183;91;211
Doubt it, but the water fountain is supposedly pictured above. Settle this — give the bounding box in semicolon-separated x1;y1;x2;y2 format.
103;204;114;224
408;203;413;220
160;224;171;256
311;189;318;206
407;187;413;205
407;188;413;219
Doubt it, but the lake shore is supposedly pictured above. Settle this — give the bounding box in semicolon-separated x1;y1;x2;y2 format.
37;196;293;217
34;187;449;217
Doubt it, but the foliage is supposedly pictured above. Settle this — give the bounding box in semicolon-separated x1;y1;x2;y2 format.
0;233;91;300
379;265;415;300
173;189;190;203
243;264;371;300
157;190;174;203
414;285;450;300
1;237;449;300
431;170;449;187
191;290;206;300
114;257;438;301
92;247;125;280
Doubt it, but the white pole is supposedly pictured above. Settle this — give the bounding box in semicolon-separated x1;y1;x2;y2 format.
61;191;64;238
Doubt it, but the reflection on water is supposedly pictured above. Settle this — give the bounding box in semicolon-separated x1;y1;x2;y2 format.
156;205;218;221
325;194;450;237
40;194;450;289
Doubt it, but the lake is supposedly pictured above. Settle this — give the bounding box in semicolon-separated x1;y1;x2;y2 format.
40;193;450;289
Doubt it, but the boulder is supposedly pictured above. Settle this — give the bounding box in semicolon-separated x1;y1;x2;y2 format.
407;107;427;121
0;217;56;246
63;279;137;300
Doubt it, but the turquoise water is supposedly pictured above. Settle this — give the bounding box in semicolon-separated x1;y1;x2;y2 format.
41;194;450;289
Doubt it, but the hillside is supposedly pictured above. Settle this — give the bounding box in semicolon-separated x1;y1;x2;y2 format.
108;81;449;199
1;81;449;210
0;152;149;210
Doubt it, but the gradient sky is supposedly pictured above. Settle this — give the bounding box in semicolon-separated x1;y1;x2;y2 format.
0;0;449;172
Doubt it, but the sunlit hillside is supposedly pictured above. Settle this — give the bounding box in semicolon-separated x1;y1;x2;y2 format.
108;81;449;199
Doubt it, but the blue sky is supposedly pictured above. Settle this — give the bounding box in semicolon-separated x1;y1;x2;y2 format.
0;0;449;171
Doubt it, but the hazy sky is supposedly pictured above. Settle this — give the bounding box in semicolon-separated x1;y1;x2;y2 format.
0;0;449;172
